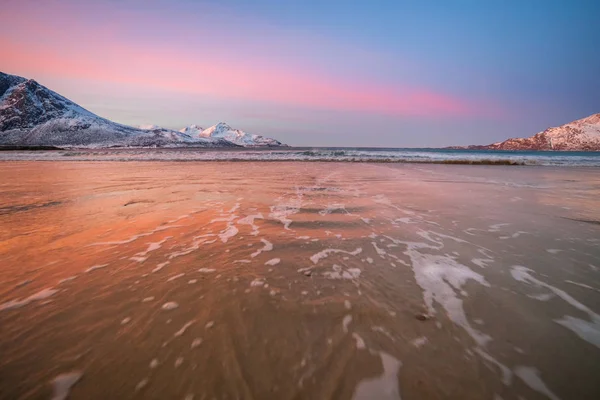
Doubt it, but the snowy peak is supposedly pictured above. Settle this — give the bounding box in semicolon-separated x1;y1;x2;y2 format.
0;73;27;98
179;124;204;136
0;71;285;148
461;112;600;151
0;74;95;132
138;124;161;130
0;71;238;148
199;122;285;147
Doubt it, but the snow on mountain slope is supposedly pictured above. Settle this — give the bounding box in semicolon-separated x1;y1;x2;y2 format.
198;122;285;147
462;113;600;151
0;72;237;148
179;124;204;136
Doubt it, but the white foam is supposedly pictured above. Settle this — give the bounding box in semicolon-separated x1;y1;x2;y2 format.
342;314;353;333
169;235;217;260
528;293;554;301
191;338;203;349
546;249;562;254
475;348;512;386
250;279;265;287
319;203;347;216
198;268;216;273
237;213;263;236
352;352;402;400
188;279;197;284
0;287;59;311
511;266;600;349
353;333;366;349
167;273;185;282
85;264;108;273
135;378;149;391
149;359;159;369
372;242;387;257
488;223;510;232
345;300;352;310
58;276;77;284
265;258;281;266
152;261;169;273
402;239;491;346
269;194;302;230
310;247;362;264
251;239;273;258
323;265;362;280
161;302;179;311
142;297;154;303
410;336;428;348
174;320;196;337
218;224;239;243
514;366;561;400
499;231;529;240
205;321;214;329
121;317;131;325
565;280;600;292
136;237;171;257
51;371;82;400
471;258;493;268
373;194;413;216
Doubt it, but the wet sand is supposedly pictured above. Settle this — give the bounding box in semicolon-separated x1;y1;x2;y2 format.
0;162;599;400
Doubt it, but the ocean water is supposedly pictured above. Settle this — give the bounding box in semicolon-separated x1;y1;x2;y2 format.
0;161;599;399
1;147;599;166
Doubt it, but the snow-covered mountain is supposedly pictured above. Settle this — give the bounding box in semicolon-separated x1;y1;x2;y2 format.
179;124;204;136
0;72;228;148
194;122;285;147
0;72;283;148
461;113;600;151
136;124;236;147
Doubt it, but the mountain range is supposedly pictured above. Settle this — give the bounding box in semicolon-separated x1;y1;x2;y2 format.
0;72;284;148
2;71;598;151
455;113;600;151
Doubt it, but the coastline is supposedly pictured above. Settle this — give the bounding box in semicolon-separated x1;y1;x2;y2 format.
0;147;598;166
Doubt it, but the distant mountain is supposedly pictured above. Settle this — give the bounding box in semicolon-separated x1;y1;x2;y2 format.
0;72;284;148
455;113;600;151
179;124;204;136
193;122;285;147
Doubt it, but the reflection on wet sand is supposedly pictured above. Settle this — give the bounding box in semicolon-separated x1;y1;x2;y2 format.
0;162;599;399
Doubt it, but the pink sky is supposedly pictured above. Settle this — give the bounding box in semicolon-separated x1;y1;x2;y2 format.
0;0;489;120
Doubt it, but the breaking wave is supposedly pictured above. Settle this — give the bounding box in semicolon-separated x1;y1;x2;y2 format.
1;147;599;166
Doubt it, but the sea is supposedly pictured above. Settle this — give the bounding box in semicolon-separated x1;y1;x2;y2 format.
0;147;599;166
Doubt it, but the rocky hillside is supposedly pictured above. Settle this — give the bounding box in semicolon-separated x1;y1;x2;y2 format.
459;113;600;151
0;72;284;148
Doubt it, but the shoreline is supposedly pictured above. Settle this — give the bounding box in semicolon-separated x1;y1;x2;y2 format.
1;147;598;166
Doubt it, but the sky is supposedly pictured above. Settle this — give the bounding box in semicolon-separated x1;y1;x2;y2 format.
1;0;599;147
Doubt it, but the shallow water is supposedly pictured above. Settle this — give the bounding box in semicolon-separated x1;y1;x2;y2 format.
0;162;599;400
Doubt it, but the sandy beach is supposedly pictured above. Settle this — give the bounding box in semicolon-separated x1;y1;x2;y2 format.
0;161;599;400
